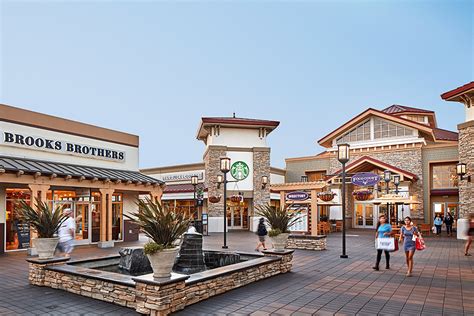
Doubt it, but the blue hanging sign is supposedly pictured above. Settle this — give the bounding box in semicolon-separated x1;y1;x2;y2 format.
286;191;309;201
351;172;381;186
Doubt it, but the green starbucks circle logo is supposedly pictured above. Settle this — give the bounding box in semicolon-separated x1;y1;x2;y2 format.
231;161;249;180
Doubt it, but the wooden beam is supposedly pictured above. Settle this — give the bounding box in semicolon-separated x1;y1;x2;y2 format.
79;176;86;182
50;173;57;180
17;170;24;177
34;172;41;179
65;175;72;181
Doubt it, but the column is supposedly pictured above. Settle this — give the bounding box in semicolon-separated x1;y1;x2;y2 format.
311;189;319;236
98;188;114;247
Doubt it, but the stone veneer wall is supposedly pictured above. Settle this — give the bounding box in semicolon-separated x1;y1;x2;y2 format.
28;251;293;316
253;148;271;211
204;145;227;217
328;147;425;221
286;235;327;251
458;123;474;218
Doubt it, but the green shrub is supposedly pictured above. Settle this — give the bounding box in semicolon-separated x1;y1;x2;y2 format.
17;199;67;238
268;228;282;237
126;198;190;250
144;242;165;255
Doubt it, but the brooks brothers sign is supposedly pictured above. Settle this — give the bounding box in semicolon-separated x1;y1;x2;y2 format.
2;131;126;162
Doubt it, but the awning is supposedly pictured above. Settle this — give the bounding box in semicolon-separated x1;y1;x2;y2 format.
164;183;207;193
0;156;163;185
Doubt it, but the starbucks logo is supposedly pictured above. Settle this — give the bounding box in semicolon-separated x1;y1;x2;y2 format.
230;161;249;181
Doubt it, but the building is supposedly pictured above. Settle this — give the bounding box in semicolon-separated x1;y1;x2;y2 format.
141;116;285;233
0;104;163;254
284;104;460;229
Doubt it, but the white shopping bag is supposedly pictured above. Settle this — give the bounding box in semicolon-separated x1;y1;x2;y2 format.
375;237;395;251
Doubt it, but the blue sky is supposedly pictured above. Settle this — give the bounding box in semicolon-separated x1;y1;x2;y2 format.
1;1;472;168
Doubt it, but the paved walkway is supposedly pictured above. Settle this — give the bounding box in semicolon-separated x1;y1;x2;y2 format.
0;230;472;315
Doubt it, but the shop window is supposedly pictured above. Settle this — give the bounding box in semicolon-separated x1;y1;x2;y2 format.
112;193;123;240
5;189;31;251
373;118;413;139
432;164;458;189
306;171;326;182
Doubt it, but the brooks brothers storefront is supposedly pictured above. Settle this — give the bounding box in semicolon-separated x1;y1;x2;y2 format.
0;104;163;254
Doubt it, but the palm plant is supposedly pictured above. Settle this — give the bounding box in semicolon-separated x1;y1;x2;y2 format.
17;199;67;238
127;198;190;254
255;204;300;235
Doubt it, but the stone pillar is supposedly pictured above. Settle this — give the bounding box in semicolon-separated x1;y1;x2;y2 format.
26;257;70;286
252;148;271;209
310;189;318;236
262;249;294;273
458;121;474;219
204;145;227;232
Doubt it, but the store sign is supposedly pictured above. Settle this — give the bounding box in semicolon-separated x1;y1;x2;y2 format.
1;131;125;162
161;172;204;182
351;172;381;186
231;161;249;181
286;191;309;201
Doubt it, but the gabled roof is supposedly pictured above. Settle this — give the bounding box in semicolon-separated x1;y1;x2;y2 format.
197;116;280;141
317;108;436;148
441;81;474;101
326;156;418;182
382;104;434;114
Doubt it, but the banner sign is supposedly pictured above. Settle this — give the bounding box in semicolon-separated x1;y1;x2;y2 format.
351;172;381;187
2;131;125;162
286;191;309;201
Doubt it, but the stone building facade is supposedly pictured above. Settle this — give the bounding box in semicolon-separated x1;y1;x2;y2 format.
458;122;474;218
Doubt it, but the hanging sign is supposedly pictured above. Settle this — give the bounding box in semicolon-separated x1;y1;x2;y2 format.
351;172;381;187
286;191;309;201
231;161;250;181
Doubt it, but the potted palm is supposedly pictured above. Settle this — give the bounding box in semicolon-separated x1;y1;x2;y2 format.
17;199;67;259
127;198;190;278
256;204;300;251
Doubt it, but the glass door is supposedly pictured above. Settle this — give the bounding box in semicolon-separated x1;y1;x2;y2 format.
354;204;375;228
75;203;89;244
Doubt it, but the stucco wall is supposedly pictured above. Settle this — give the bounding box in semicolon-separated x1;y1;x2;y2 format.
285;158;330;183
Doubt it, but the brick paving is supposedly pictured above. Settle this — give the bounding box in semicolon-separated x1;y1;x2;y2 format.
0;230;472;315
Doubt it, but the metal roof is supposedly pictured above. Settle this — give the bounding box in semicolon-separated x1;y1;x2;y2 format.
0;156;163;185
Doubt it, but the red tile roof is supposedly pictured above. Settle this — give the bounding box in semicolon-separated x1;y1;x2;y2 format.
441;81;474;100
433;128;458;141
164;183;206;193
382;104;434;114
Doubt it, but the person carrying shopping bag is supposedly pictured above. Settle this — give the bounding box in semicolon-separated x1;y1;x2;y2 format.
399;216;419;277
373;214;393;271
434;214;443;236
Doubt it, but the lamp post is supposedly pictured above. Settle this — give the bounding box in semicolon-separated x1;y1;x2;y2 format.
219;157;231;249
337;143;350;259
383;170;391;224
393;175;400;225
191;175;198;219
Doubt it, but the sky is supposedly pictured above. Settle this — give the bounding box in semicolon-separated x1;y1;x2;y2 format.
0;0;472;169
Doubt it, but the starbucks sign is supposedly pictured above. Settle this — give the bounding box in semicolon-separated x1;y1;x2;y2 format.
230;161;250;181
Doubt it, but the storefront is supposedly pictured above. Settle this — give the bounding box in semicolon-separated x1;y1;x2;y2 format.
0;104;163;253
141;116;285;232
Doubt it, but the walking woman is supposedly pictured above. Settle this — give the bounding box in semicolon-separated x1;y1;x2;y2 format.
444;212;454;237
399;216;418;277
434;214;443;236
373;214;392;271
255;218;268;251
465;213;474;256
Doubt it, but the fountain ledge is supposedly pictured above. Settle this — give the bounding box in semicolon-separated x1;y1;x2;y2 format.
27;250;294;315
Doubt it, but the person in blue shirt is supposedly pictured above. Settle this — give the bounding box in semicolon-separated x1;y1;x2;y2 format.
373;214;392;271
434;214;443;236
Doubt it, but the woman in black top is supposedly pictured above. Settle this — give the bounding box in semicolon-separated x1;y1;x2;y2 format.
255;218;268;252
444;212;454;237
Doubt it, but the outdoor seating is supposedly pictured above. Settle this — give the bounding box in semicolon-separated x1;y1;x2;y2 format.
419;223;431;236
335;221;343;232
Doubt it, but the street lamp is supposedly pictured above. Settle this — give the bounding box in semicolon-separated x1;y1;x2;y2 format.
383;170;391;224
337;143;350;259
393;174;401;225
220;157;231;249
191;175;199;219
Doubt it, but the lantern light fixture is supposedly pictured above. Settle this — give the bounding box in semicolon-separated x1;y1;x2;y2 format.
261;175;269;189
337;143;350;164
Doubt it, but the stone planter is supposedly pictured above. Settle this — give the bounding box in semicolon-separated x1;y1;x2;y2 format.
34;237;59;259
147;247;180;278
270;233;289;252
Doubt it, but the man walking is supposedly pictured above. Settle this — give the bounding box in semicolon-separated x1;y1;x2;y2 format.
57;208;75;257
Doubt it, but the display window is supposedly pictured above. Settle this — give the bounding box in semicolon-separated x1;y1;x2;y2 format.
5;189;31;251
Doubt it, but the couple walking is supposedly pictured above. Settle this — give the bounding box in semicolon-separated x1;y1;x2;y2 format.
373;215;418;277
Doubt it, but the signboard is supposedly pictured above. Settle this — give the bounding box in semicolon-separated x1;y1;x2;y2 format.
202;214;208;225
15;221;30;249
231;161;250;181
161;172;204;182
351;172;381;187
286;191;309;201
1;131;125;162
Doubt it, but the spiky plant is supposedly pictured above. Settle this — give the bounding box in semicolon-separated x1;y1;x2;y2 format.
255;204;300;235
16;199;68;238
127;198;191;254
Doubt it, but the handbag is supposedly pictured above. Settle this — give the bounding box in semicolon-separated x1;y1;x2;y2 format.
376;237;395;251
432;226;436;233
392;239;399;252
415;236;426;251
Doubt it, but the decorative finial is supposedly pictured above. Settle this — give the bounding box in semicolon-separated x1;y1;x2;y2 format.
233;112;236;118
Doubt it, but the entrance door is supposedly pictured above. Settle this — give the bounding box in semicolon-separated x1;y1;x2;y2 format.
354;204;375;228
75;203;90;245
227;206;243;229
